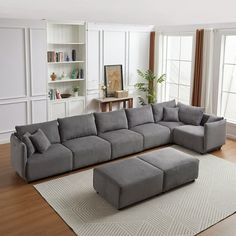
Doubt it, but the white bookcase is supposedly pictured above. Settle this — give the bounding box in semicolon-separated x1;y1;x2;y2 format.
47;22;86;120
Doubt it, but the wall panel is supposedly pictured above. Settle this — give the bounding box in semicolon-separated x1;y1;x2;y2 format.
30;29;47;96
0;28;27;99
0;101;27;133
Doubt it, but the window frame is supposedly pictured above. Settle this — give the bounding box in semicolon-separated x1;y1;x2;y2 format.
217;29;236;123
158;31;196;104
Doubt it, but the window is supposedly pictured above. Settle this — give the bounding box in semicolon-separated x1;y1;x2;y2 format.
161;34;194;104
218;34;236;123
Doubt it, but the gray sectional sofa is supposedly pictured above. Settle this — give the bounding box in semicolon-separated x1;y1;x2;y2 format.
11;100;226;182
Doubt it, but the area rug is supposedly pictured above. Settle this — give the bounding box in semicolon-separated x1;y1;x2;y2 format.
34;146;236;236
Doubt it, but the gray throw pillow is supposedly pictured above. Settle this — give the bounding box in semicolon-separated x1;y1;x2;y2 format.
22;132;35;157
152;99;176;122
163;107;179;122
178;102;204;126
30;129;51;153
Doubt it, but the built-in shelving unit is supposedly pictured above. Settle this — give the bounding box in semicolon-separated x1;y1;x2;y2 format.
47;22;86;120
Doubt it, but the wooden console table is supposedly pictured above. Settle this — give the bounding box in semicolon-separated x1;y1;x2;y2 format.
95;97;133;112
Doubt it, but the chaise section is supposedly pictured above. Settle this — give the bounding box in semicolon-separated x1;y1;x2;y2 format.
131;123;170;149
99;129;143;159
173;125;205;153
63;136;111;169
93;158;163;209
26;144;73;182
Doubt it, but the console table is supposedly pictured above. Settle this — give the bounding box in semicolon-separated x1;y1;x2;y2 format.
95;97;133;112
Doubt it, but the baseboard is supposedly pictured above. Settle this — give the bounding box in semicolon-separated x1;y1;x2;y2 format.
227;134;236;141
0;139;10;144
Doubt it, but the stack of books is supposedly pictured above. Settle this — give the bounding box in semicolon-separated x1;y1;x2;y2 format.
47;51;64;62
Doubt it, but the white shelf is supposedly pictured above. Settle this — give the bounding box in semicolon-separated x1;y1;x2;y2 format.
48;78;85;84
48;42;85;45
48;96;85;103
48;61;84;65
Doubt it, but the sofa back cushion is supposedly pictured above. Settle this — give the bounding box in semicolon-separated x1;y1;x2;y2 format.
94;109;128;133
58;113;97;142
152;99;176;122
178;102;204;126
125;105;154;128
16;120;60;144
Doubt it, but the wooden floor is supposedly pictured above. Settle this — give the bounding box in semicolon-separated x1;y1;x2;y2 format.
1;140;236;236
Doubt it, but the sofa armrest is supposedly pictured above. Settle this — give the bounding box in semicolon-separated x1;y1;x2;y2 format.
10;133;27;180
204;119;226;152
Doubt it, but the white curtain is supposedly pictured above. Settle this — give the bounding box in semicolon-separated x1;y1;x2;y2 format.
201;29;215;114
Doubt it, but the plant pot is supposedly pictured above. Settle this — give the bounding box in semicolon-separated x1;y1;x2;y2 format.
74;91;79;97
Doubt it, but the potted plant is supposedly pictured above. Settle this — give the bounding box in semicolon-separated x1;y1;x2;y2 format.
73;86;80;97
135;69;166;105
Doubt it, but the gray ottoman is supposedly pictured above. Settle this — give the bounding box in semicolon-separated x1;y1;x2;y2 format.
138;147;199;192
93;158;164;209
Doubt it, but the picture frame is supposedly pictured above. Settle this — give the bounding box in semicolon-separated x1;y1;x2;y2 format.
104;65;123;97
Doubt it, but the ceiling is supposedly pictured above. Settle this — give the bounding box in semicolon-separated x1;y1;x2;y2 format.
0;0;236;27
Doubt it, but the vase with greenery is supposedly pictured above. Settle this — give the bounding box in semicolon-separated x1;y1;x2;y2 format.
134;69;166;105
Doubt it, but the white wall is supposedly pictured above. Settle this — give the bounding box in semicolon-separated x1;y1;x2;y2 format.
86;23;152;112
0;19;48;143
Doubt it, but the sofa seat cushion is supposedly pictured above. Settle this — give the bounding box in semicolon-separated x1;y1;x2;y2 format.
99;129;143;159
16;120;60;144
131;123;170;150
58;113;97;142
125;105;154;128
173;125;205;153
63;136;111;169
26;144;73;181
94;110;128;133
158;121;185;132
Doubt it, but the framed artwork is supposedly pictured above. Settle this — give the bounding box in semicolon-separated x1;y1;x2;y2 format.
104;65;123;97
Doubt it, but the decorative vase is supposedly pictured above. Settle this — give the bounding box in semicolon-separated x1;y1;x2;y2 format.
74;91;79;97
72;49;76;61
50;72;57;81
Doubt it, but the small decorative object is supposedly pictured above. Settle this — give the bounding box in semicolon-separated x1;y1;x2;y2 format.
73;86;80;97
72;49;76;61
104;65;123;97
100;84;107;99
55;89;62;99
114;90;128;98
71;68;78;79
79;69;84;79
66;55;70;61
50;72;57;81
61;93;71;99
135;69;166;105
61;72;66;80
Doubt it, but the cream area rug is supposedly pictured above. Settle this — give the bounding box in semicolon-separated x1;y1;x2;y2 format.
34;146;236;236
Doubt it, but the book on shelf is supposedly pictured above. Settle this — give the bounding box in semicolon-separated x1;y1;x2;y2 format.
47;51;64;62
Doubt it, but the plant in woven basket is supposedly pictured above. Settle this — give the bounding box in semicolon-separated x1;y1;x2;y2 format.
135;69;166;105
